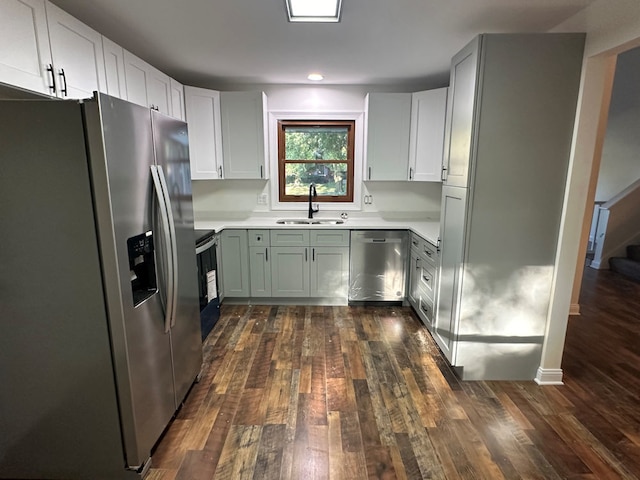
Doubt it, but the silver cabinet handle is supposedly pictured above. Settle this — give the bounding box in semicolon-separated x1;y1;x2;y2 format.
409;167;413;180
368;166;372;180
305;248;308;262
218;165;223;178
265;247;268;262
260;165;264;178
441;166;448;181
312;248;315;262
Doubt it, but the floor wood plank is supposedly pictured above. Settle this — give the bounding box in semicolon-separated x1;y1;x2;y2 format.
148;268;640;478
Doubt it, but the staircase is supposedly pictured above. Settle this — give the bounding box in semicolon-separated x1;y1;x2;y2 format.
609;245;640;283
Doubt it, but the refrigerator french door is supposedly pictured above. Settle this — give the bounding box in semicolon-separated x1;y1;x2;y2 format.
0;93;202;480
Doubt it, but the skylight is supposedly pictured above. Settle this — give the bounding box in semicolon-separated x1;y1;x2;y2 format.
285;0;342;23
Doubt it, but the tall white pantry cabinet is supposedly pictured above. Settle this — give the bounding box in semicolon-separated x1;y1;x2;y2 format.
434;34;585;380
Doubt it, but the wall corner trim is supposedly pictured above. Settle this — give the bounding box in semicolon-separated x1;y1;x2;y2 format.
534;367;564;385
569;303;581;316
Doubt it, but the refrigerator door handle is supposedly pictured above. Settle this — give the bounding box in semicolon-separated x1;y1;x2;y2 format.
150;165;175;333
155;165;179;329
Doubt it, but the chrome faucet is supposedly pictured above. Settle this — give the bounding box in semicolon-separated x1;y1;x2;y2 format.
308;183;319;219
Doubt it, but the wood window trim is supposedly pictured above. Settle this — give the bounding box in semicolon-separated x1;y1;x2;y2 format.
278;120;355;203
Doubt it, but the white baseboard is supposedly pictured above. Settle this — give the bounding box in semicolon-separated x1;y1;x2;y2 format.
569;303;580;316
534;367;564;385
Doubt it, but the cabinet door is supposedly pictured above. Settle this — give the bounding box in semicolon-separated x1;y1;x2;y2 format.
220;91;268;179
170;78;185;121
147;66;171;116
271;247;310;297
434;186;467;363
101;37;126;99
408;249;420;309
123;50;149;108
0;0;53;95
408;88;448;182
220;230;249;297
184;86;223;179
249;246;271;297
310;246;349;298
442;37;480;188
46;1;106;99
364;93;411;181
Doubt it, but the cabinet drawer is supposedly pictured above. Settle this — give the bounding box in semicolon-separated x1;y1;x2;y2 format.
417;293;434;326
418;259;436;299
410;232;421;253
248;229;270;246
310;229;349;247
411;232;438;267
270;229;310;246
421;240;437;267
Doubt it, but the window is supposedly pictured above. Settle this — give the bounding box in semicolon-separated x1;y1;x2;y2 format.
278;120;355;203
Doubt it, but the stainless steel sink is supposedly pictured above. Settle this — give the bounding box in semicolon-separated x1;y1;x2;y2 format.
275;219;311;224
311;220;344;224
275;219;344;225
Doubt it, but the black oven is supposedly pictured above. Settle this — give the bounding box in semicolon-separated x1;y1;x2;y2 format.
195;230;220;341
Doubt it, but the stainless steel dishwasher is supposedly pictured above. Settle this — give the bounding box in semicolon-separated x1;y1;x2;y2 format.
349;230;408;303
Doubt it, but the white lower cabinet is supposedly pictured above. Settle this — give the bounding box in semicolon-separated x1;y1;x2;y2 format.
248;230;271;297
310;246;350;298
242;229;351;299
408;232;439;328
220;229;250;297
271;246;310;297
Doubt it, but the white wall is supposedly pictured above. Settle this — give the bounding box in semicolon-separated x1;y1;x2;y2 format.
595;46;640;202
539;0;640;383
192;84;443;221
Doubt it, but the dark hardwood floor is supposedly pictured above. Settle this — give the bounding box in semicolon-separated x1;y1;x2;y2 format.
148;267;640;479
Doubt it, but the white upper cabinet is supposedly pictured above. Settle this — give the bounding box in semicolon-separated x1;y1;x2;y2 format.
220;91;268;179
101;36;127;100
408;87;448;182
442;39;480;188
45;1;106;99
0;0;53;95
147;67;172;115
184;86;224;179
170;78;185;121
123;50;171;116
364;93;412;181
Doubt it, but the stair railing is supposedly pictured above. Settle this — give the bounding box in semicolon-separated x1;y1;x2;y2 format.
591;178;640;269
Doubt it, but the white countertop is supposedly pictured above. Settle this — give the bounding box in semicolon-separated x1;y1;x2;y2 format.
195;216;440;245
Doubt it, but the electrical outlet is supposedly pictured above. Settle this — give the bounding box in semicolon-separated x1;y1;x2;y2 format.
257;193;268;205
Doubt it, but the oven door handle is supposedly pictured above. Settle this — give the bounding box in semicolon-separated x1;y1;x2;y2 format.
196;237;216;255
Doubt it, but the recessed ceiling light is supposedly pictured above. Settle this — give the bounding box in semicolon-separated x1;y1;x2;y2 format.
307;73;324;81
285;0;342;23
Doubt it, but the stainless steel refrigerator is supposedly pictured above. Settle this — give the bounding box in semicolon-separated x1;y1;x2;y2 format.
0;93;203;479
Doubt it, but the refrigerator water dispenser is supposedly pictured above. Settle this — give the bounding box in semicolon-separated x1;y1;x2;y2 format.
127;231;158;306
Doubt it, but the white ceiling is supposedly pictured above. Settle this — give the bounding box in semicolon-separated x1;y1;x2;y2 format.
49;0;594;90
